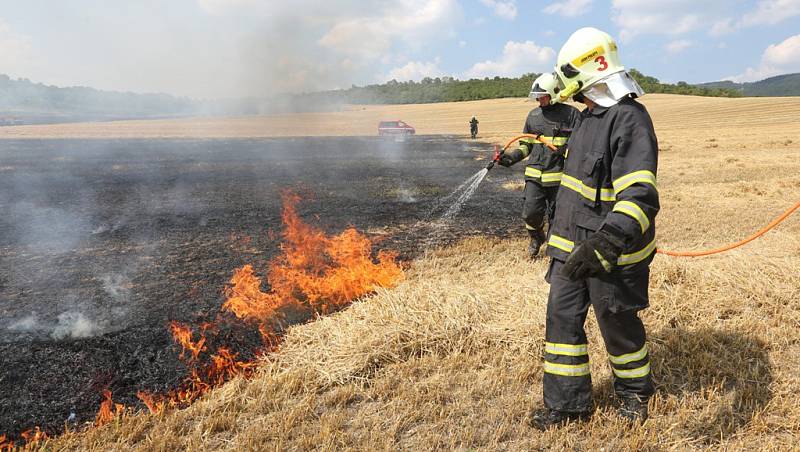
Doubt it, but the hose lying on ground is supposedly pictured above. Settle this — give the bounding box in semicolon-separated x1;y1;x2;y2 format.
498;135;800;258
656;201;799;257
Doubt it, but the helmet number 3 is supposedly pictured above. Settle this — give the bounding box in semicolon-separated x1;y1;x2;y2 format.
595;55;608;71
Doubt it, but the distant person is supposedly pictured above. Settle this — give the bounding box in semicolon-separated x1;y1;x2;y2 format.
469;116;479;139
498;72;581;259
531;27;659;430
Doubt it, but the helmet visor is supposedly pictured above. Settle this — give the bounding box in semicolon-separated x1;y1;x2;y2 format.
529;83;548;99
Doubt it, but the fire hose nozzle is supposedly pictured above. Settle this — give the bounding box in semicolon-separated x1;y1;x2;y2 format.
485;144;503;170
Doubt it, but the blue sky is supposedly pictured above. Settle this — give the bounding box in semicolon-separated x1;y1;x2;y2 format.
1;0;799;98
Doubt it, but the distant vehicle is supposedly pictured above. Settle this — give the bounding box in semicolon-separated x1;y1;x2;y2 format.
378;120;415;136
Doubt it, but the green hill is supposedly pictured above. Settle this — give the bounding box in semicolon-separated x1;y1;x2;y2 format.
696;73;800;96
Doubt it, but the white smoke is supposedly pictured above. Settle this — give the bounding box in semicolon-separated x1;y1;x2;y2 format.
50;311;101;340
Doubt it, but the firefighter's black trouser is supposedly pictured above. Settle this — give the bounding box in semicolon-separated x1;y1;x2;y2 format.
522;181;558;236
543;259;654;413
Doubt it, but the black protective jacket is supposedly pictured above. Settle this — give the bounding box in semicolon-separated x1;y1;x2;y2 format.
546;97;659;271
519;103;582;187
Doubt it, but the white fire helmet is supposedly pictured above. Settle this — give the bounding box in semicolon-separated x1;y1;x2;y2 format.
554;27;624;102
529;72;561;103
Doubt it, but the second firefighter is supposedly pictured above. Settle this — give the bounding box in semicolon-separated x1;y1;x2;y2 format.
499;73;582;259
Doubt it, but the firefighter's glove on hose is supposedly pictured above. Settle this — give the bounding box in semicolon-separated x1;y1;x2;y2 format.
498;149;525;167
562;228;625;281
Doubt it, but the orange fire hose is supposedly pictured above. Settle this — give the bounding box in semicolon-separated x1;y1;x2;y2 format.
498;134;800;258
656;201;800;257
503;133;559;152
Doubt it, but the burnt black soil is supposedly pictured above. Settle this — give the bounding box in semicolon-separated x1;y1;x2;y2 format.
0;136;525;439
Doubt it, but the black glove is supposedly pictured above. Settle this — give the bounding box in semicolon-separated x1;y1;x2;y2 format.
561;229;625;281
498;149;524;167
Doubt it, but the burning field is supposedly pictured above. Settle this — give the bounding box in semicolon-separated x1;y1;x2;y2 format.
1;94;800;450
0;136;519;447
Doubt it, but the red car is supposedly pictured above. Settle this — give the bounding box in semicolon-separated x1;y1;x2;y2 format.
378;120;416;136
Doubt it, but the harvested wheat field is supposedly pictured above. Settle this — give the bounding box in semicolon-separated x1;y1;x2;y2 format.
13;94;800;450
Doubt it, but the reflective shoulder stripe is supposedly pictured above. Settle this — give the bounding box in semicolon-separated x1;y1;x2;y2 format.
545;342;588;356
561;174;615;202
609;344;648;365
612;362;650;379
548;234;575;253
525;167;542;178
613;170;657;195
616;238;657;266
612;201;650;233
544;361;591;377
541;172;563;183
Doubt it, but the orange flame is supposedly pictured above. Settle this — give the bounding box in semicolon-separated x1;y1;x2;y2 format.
0;434;12;451
169;321;207;360
2;191;404;444
223;191;404;337
94;390;124;426
136;391;164;415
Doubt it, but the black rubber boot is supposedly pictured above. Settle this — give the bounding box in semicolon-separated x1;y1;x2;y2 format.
618;395;649;423
527;227;546;259
530;408;591;431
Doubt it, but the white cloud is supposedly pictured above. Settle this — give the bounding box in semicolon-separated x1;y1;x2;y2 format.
459;40;467;48
738;0;800;26
762;34;800;66
479;0;518;20
385;58;445;81
611;0;715;42
465;41;555;78
195;0;463;95
542;0;594;17
612;0;800;41
197;0;264;15
319;0;461;59
709;18;735;37
665;39;692;54
727;34;800;82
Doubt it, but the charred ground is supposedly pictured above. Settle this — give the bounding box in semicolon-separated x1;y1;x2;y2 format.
0;136;523;439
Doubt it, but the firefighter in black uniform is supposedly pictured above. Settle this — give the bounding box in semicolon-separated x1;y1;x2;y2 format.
470;116;479;139
531;27;659;429
498;72;581;259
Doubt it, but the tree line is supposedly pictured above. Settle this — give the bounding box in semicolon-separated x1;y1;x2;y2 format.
295;69;741;106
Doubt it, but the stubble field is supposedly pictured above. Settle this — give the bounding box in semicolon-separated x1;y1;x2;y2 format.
2;94;800;450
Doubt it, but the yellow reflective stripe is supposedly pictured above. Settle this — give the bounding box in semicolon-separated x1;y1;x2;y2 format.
572;45;605;67
545;342;588;356
612;362;650;379
544;361;591;377
617;238;657;266
613;170;657;195
539;136;568;146
561;174;615;202
550;234;655;267
594;250;613;272
613;201;650;233
548;234;574;253
525;167;542;178
541;172;563;183
609;344;648;365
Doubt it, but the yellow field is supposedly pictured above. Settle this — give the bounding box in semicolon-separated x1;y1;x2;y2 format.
38;94;800;450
